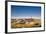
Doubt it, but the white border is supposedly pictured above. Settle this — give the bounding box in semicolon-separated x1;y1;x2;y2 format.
7;2;44;32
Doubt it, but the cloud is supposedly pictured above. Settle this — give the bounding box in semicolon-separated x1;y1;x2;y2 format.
11;16;41;19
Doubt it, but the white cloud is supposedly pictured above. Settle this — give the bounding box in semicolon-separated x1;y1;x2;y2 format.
11;16;41;19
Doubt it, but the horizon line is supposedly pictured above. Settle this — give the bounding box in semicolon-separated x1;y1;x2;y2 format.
11;17;41;19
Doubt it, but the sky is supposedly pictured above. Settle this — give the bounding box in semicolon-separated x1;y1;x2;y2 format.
11;5;41;18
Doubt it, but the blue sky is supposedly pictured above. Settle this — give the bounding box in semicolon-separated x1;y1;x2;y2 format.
11;5;41;18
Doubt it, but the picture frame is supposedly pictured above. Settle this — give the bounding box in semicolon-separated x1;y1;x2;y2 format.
5;1;45;33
